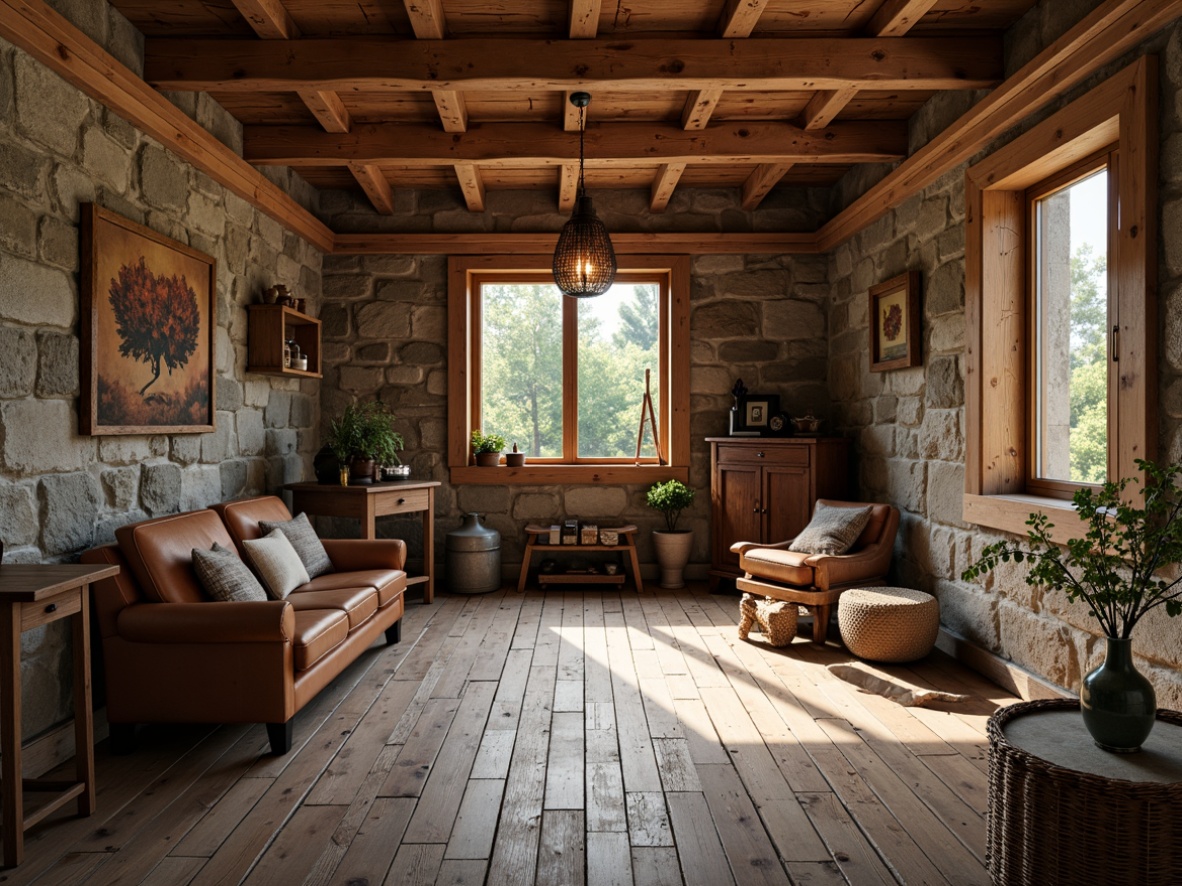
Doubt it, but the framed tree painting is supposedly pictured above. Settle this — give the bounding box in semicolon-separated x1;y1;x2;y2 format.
869;270;921;372
80;204;216;434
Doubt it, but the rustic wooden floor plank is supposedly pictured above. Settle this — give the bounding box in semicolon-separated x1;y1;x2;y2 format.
241;804;346;886
378;696;461;798
444;778;505;860
537;809;585;886
544;710;585;810
140;855;206;886
696;763;792;886
786;860;855;886
796;791;897;886
489;647;533;730
625;791;673;847
631;846;681;886
652;737;700;792
319;795;413;886
919;750;989;816
588;830;633;886
381;842;445;886
471;728;517;778
586;761;627;833
666;791;735;886
467;593;526;682
171;776;272;859
435;858;489;885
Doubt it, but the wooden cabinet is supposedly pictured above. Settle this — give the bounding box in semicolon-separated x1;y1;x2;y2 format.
247;304;322;378
706;437;851;588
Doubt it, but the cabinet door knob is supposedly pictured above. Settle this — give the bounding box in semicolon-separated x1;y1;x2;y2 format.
397;498;406;505
753;504;761;513
756;451;765;458
45;603;57;613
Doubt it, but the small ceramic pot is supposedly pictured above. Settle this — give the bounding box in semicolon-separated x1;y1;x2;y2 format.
475;451;501;467
505;452;526;467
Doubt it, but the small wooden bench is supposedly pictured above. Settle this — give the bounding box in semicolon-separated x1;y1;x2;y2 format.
518;524;643;592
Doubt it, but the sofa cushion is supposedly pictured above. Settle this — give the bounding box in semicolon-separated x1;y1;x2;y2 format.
300;569;407;607
192;543;269;603
789;502;874;555
739;548;815;586
116;510;239;603
293;609;349;670
211;496;295;553
259;512;334;579
287;587;379;630
243;530;310;600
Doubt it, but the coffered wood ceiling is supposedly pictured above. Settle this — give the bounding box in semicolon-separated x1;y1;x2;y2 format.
109;0;1032;216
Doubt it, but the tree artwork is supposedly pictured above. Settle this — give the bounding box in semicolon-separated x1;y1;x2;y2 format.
108;257;201;396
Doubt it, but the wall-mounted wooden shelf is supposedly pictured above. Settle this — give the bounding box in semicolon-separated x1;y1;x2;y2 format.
247;304;322;378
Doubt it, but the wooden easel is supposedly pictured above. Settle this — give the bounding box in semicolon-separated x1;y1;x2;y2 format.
635;369;666;465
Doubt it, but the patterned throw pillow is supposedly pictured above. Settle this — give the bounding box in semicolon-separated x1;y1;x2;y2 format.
258;512;334;578
192;543;268;602
243;529;311;600
788;502;874;556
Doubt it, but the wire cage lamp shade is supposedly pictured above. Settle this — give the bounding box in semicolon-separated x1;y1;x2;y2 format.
553;92;617;297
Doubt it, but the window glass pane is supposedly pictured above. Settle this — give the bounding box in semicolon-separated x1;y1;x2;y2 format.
480;282;564;458
577;283;662;458
1034;168;1108;485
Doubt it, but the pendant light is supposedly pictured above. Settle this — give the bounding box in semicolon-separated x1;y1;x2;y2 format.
552;92;617;297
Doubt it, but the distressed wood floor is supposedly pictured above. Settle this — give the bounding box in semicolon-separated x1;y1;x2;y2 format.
3;585;1016;886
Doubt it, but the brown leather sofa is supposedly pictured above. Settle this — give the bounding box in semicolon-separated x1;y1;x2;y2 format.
80;495;406;754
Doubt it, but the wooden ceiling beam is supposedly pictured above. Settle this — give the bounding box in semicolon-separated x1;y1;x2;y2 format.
297;89;351;133
718;0;772;38
402;0;446;39
333;231;823;255
681;88;722;130
800;86;859;130
243;120;907;166
454;164;487;211
868;0;942;37
741;163;793;210
145;36;1002;93
569;0;601;38
650;163;686;213
558;165;579;212
433;90;468;133
348;162;395;214
229;0;298;39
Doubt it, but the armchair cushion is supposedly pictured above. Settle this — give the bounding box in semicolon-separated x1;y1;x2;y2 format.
244;530;311;600
788;501;873;555
738;548;815;586
259;512;334;579
192;543;268;603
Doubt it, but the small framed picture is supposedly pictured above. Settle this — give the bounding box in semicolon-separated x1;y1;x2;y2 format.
731;394;780;436
869;270;921;372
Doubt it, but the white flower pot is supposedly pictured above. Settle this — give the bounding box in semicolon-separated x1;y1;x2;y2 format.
652;530;693;589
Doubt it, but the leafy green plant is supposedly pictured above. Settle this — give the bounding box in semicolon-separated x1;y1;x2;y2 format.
470;429;506;454
962;459;1182;639
326;401;404;465
646;479;696;533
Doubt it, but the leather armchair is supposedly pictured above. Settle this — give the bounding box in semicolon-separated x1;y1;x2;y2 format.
731;499;900;644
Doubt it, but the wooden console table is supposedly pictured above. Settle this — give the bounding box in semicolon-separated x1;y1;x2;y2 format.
285;480;440;604
518;524;643;592
0;563;118;867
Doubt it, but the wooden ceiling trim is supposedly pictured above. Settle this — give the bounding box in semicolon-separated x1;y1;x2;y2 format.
454;164;486;211
800;86;860;130
297;89;351;133
229;0;298;39
433;90;469;132
333;232;823;255
681;88;722;131
0;0;333;251
403;0;446;39
718;0;772;38
348;162;395;215
143;36;1003;94
243;120;908;166
818;0;1182;251
569;0;601;38
558;165;579;212
563;90;581;132
740;163;793;210
869;0;942;38
650;163;686;212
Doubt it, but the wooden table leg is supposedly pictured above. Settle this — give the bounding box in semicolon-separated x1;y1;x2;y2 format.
362;496;377;540
0;606;23;866
626;536;644;593
517;538;535;592
73;594;95;815
422;488;435;603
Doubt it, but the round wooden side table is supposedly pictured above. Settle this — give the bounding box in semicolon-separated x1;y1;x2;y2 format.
987;699;1182;886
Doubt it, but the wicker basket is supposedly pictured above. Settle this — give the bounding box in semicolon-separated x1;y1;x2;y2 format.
837;586;938;662
987;699;1182;886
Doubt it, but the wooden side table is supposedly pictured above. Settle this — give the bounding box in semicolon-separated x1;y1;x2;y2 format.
518;524;643;592
987;699;1182;886
0;563;118;867
285;480;440;603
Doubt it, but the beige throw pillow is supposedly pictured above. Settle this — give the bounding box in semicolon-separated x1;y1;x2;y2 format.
192;543;268;602
243;529;311;600
789;502;874;556
259;512;334;578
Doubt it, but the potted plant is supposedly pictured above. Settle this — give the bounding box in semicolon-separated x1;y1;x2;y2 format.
647;479;696;589
471;430;506;467
963;459;1182;752
325;401;404;486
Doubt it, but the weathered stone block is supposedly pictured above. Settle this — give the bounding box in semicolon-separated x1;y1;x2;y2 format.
692;301;760;338
0;254;75;328
563;486;629;518
353;301;412;339
180;465;221;511
264;391;292;428
0;140;45;201
200;415;235;462
36;331;79;397
81;126;130;193
320;303;352;339
0;326;37;396
763;299;825;341
265;428;298;456
925;356;962;408
236;409;266;455
138;144;188;212
1;399;89;472
14;55;90;158
457;484;512;515
290;394;315;428
400;341;444;366
0;193;37;259
220;459;249;499
0;482;37;547
926;260;965;315
718;340;779;363
324;274;372;300
411;305;447;341
170;435;201;465
38;214;79;272
39;472;101;554
141;462;182;515
101;466;138;510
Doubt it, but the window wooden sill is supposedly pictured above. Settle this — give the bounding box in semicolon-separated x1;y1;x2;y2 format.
451;464;690;486
963;493;1089;543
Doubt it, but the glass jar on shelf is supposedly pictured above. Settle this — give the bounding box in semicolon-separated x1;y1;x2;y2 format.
282;339;292;369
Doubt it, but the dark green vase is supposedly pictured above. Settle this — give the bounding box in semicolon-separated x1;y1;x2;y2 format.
1080;637;1156;753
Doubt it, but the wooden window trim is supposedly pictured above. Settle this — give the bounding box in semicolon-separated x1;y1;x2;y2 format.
964;57;1157;541
447;254;691;485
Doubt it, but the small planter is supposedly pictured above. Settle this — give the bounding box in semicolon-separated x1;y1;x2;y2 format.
475;451;502;467
653;530;694;589
505;452;526;467
349;456;376;485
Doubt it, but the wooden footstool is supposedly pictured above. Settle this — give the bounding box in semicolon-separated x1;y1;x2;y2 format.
838;587;939;663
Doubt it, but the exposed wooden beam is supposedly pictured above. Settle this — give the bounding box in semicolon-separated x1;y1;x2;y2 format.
348;162;395;215
800;86;859;130
297;89;351;133
740;163;792;210
454;164;486;211
718;0;772;38
649;163;686;213
681;88;722;130
334;231;823;255
558;165;579;212
0;0;332;252
144;36;1003;94
563;91;582;132
229;0;298;39
818;0;1182;251
433;90;468;133
244;120;907;166
403;0;446;39
569;0;601;38
868;0;941;37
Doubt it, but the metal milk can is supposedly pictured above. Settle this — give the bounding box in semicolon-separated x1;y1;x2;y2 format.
445;513;502;594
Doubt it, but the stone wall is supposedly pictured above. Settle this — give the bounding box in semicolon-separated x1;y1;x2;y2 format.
827;9;1182;704
0;7;321;740
320;187;832;576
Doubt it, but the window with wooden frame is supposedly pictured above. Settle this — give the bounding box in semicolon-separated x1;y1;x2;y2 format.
964;58;1157;539
448;255;690;485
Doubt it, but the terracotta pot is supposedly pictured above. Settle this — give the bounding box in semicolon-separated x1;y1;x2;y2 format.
475;451;502;467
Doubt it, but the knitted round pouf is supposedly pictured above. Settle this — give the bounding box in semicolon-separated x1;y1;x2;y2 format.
838;587;939;663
